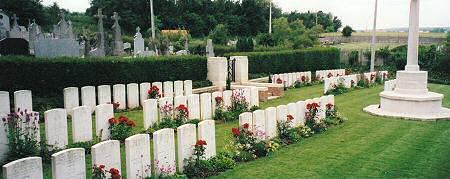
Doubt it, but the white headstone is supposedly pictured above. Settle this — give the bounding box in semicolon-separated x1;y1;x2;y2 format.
125;134;151;179
139;83;151;106
198;120;216;158
72;106;93;143
91;140;121;175
265;107;277;139
177;124;196;173
242;88;251;108
187;94;200;120
97;85;112;105
151;82;163;96
51;148;86;179
163;81;174;98
63;87;79;115
44;109;68;149
222;90;232;108
133;27;145;56
174;81;184;97
174;96;187;109
95;104;114;140
239;112;253;130
2;157;43;179
207;57;227;89
153;129;176;175
250;87;259;107
143;99;158;129
287;103;298;126
14;90;32;112
113;84;126;110
231;56;249;83
276;105;288;122
200;93;212;120
127;83;140;109
183;80;193;96
319;96;328;119
253;110;266;140
211;92;222;117
81;86;96;112
0;91;10;115
296;101;306;125
0;113;8;163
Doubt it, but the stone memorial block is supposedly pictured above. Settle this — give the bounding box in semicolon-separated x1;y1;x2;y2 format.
211;92;222;117
163;81;174;98
153;129;176;175
152;82;163;96
139;83;151;106
143;99;158;129
51;148;86;179
2;157;43;179
250;87;259;107
97;85;111;105
127;83;140;109
113;84;126;110
14;90;32;112
187;94;200;120
265;107;277;139
207;57;228;89
95;104;114;140
184;80;193;96
92;140;121;175
72;106;93;143
34;38;81;58
287;103;298;126
125;134;151;179
133;27;145;56
253;110;266;140
63;87;79;115
174;81;184;97
177;124;196;173
81;86;96;112
0;91;10;115
239;112;253;130
198;120;216;158
174;96;187;110
222;90;232;108
276;105;288;122
230;56;249;83
296;101;307;125
44;109;68;149
200;93;212;120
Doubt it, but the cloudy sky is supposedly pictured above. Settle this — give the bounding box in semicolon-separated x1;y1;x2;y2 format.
42;0;450;30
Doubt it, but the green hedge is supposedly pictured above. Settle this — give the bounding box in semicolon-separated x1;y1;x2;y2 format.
227;47;341;74
0;55;207;97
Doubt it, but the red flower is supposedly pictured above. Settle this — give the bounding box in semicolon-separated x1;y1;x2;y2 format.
232;128;240;136
215;96;223;103
99;165;105;169
351;80;355;86
108;118;117;125
195;140;207;146
328;73;333;78
326;103;334;110
301;76;306;82
276;78;283;84
287;114;294;121
243;123;249;129
119;116;128;123
126;120;136;127
307;102;320;110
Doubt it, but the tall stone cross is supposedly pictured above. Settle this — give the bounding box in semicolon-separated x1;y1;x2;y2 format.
11;14;19;27
111;12;124;56
94;9;106;50
59;11;66;22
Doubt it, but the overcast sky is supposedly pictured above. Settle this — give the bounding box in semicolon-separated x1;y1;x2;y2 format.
42;0;450;30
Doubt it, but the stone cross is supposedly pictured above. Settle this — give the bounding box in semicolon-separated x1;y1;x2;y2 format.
111;12;124;55
94;9;106;50
406;0;420;71
11;14;19;28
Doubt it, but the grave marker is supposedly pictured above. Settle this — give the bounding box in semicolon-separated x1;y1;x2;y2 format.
81;86;96;112
92;140;121;175
187;94;200;120
2;157;43;179
63;87;79;115
143;99;158;129
140;83;151;106
163;81;174;98
177;124;196;173
95;104;114;140
198;120;216;158
113;84;126;110
97;85;111;105
125;134;151;179
72;106;93;142
253;110;266;140
44;109;68;149
127;83;139;109
0;91;10;115
14;90;32;112
153;129;176;175
265;107;277;139
51;148;86;179
184;80;193;96
200;93;212;120
174;81;184;97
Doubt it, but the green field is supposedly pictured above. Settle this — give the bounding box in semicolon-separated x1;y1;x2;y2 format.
322;32;447;38
3;83;450;178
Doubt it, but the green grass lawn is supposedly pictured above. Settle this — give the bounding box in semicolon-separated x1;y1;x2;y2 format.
5;83;450;178
322;32;447;38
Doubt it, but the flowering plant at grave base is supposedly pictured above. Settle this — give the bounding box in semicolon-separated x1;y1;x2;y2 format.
351;80;356;88
325;103;346;126
326;81;349;96
227;123;271;161
92;165;121;179
108;116;136;141
294;125;314;138
370;73;376;82
276;115;300;145
154;160;176;178
328;73;333;78
229;90;249;113
148;86;161;99
135;160;151;179
214;96;226;121
276;78;283;84
160;102;174;120
2;108;41;161
305;102;327;133
266;140;280;153
175;104;189;125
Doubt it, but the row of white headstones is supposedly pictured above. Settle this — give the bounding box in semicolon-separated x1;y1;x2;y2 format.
323;71;389;94
271;71;312;87
2;120;216;179
63;80;194;115
238;95;335;140
315;69;347;81
0;87;260;151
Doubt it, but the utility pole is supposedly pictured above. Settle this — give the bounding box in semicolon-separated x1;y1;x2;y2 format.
269;0;272;34
150;0;155;39
370;0;378;72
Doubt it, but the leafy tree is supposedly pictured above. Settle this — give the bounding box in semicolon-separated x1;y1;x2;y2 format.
342;26;353;37
0;0;48;27
256;33;275;47
272;17;317;49
209;24;229;45
236;37;254;52
284;11;342;32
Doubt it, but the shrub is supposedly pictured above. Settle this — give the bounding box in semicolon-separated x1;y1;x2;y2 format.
277;115;300;145
227;47;340;75
342;26;353;37
108;116;136;141
209;24;229;45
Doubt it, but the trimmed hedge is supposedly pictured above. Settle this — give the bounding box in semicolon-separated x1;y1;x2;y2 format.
0;55;207;97
227;47;341;74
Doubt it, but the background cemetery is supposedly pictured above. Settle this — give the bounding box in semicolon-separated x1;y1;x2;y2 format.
0;0;450;178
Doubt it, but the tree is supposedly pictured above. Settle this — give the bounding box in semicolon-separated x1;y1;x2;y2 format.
0;0;48;27
209;24;229;45
256;33;275;47
284;11;342;32
272;17;317;49
342;26;353;37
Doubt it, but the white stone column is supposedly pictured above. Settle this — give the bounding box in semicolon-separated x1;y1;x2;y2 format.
405;0;420;71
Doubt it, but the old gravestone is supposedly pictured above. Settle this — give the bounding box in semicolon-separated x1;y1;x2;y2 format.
2;157;43;179
296;101;306;125
133;26;145;56
163;81;174;98
95;104;114;140
113;84;126;110
63;87;79;116
187;94;200;120
151;82;163;96
97;85;111;105
200;93;212;120
174;81;184;97
44;109;68;149
287;103;298;126
72;106;93;142
81;86;96;112
253;110;266;140
198;120;216;159
111;12;125;56
89;9;106;57
0;91;10;114
276;105;288;122
127;83;139;109
174;96;187;109
143;99;158;129
153;128;176;175
125;134;151;179
211;91;222;118
222;90;232;109
91;140;121;175
239;112;253;130
265;107;277;139
139;83;151;106
51;148;86;179
177;124;196;173
183;80;193;96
